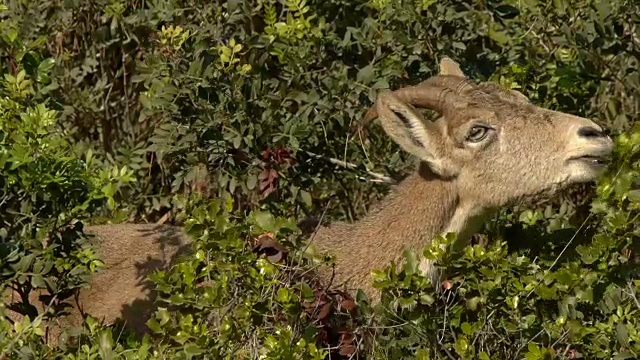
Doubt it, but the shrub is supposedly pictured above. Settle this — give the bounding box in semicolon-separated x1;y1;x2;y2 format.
1;0;639;359
0;33;134;356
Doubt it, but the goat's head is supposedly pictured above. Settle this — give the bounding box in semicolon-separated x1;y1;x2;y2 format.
365;57;614;210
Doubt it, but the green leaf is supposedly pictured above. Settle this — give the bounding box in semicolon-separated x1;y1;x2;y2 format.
535;285;557;299
300;190;312;207
246;173;257;190
613;353;636;360
488;29;509;44
402;249;419;275
98;329;115;360
31;274;46;288
7;28;18;43
187;58;204;77
356;64;375;84
415;348;430;360
461;322;473;335
300;282;315;301
616;322;629;345
183;343;205;356
155;307;171;326
253;211;275;231
397;296;417;310
229;176;237;193
527;343;541;355
419;294;435;305
466;296;481;311
276;288;291;303
627;189;640;202
37;58;56;78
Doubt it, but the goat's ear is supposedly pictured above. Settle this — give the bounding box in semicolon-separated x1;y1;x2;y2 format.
439;56;466;78
376;92;460;177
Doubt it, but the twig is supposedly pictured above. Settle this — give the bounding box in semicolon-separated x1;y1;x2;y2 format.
627;282;640;311
527;211;593;297
156;211;171;225
302;150;396;184
513;328;545;359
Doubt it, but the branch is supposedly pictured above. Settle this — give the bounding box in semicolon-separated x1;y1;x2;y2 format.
302;150;396;184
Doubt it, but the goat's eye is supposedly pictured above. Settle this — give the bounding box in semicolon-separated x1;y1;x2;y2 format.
466;125;490;143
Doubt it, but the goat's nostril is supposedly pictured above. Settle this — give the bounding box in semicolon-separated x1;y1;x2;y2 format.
578;126;604;138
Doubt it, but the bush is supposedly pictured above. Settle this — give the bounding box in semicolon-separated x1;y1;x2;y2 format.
1;0;639;358
0;57;134;356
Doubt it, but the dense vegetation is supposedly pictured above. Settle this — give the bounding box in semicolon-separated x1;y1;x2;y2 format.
1;0;639;358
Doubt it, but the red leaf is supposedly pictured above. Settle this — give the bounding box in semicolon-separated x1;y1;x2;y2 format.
258;168;278;198
338;344;356;357
442;279;453;290
252;234;289;263
341;298;356;311
316;302;332;320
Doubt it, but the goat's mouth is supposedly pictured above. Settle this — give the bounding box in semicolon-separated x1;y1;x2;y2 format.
567;154;612;169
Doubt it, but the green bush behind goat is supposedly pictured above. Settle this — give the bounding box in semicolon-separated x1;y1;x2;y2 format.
1;0;639;358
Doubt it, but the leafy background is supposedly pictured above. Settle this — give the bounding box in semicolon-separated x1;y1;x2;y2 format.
1;0;639;359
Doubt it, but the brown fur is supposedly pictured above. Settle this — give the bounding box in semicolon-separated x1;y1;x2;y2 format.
311;164;458;299
2;57;614;345
3;224;191;346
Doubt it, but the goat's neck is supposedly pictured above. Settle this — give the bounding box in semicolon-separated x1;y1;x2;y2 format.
312;163;490;299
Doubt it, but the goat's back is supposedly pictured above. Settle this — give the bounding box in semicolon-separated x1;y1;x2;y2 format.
3;223;193;345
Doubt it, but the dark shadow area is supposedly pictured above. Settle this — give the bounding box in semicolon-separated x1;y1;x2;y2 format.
97;224;194;338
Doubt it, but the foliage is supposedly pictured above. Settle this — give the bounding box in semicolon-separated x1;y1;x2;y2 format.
0;20;134;356
0;0;639;359
142;195;330;359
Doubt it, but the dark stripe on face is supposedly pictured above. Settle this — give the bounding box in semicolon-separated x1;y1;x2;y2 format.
391;108;425;148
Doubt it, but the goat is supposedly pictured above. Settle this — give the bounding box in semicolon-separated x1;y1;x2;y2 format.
310;57;613;301
2;57;614;346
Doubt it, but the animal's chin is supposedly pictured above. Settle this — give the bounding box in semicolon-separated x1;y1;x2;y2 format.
562;153;611;185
